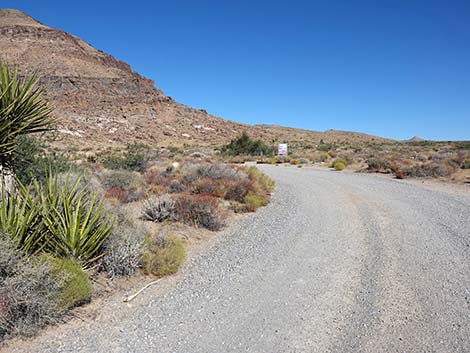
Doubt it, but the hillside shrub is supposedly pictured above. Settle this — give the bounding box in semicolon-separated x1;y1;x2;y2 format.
100;170;146;203
13;137;72;185
142;234;186;278
220;131;274;156
102;143;149;172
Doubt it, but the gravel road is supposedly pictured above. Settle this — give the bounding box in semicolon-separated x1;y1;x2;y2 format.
5;166;470;353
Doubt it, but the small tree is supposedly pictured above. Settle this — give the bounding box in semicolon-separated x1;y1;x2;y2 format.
0;64;53;187
221;131;274;156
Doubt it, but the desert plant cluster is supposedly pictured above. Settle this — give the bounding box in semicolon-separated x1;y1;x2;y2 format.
0;65;274;340
222;134;470;183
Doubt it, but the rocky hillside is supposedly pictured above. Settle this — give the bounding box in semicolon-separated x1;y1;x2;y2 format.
0;9;389;151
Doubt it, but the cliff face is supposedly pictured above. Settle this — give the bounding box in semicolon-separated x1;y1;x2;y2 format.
0;9;387;150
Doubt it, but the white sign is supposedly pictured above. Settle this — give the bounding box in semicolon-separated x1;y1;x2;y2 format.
278;143;288;155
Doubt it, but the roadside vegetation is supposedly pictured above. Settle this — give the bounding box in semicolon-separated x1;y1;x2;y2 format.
0;65;274;340
220;133;470;183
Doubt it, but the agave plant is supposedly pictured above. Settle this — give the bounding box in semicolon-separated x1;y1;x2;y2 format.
0;63;53;174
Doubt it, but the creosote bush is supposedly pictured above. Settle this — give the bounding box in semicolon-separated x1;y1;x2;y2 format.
142;233;186;278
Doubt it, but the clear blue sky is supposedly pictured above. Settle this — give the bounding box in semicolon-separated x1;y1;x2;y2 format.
5;0;470;140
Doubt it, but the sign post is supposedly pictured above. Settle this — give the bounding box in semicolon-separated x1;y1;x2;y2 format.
278;143;288;156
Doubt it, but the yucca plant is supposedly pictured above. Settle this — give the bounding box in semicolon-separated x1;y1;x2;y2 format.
37;173;113;262
0;63;53;174
0;182;45;254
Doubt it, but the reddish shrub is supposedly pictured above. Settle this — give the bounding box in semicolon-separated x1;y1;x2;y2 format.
174;194;225;231
105;186;128;203
224;179;254;202
191;178;225;198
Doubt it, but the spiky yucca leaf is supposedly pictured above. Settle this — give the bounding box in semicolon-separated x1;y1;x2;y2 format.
0;183;45;254
0;63;53;171
38;173;113;262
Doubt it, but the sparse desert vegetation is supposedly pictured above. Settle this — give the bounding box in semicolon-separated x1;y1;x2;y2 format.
0;65;275;340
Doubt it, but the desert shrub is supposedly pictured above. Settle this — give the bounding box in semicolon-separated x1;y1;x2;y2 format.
174;194;225;231
101;225;144;278
191;177;226;198
243;192;269;212
332;159;346;171
246;166;275;193
454;141;470;150
102;143;149;172
142;195;177;223
142;233;185;278
366;158;391;173
0;236;63;338
167;180;187;194
320;152;329;162
99;170;145;203
182;163;241;184
403;162;454;178
220;131;274;156
41;256;92;311
224;179;253;202
13;137;73;185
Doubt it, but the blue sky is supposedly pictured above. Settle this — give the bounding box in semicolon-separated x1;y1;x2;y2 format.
4;0;470;140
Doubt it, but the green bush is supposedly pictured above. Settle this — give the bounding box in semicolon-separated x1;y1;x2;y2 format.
220;131;274;156
332;160;346;171
13;137;72;185
142;234;185;278
246;166;275;193
243;192;269;212
41;256;92;311
102;143;149;172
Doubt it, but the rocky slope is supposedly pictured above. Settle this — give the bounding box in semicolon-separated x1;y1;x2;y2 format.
0;9;389;151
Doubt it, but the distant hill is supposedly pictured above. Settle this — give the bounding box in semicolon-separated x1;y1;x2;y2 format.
0;9;390;151
407;136;425;142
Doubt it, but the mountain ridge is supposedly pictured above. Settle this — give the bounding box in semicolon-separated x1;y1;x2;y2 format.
0;9;391;151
